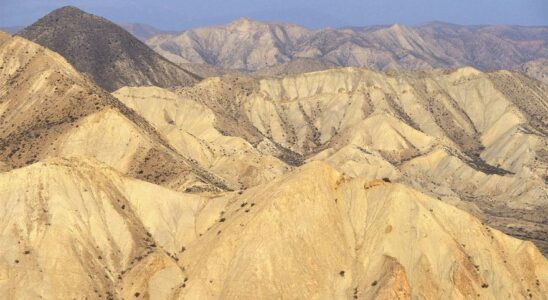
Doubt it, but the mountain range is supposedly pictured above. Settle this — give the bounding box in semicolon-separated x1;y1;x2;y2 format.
145;18;548;82
0;5;547;299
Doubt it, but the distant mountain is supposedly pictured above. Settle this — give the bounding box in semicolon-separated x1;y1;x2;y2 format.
120;22;175;41
146;19;548;79
18;6;199;92
415;22;548;71
0;26;24;34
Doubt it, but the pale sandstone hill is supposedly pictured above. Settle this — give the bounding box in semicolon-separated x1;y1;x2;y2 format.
173;67;548;253
0;158;213;299
18;6;198;92
112;86;290;190
0;158;546;299
0;31;227;192
416;23;548;71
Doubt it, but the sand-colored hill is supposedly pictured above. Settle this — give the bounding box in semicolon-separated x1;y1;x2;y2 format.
0;158;546;299
112;86;290;190
0;158;211;299
18;6;198;92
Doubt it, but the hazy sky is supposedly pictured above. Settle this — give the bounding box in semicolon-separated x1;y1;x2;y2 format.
1;0;547;30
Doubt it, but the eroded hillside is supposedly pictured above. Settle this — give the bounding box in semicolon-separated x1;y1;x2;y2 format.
172;67;548;253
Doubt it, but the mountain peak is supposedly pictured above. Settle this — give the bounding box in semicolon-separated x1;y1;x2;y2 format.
49;5;88;17
229;17;267;30
18;6;198;91
388;23;411;32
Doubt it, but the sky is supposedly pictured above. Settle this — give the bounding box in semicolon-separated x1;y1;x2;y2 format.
1;0;547;30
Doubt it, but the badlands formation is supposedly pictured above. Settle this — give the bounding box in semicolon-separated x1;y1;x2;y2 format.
0;7;547;300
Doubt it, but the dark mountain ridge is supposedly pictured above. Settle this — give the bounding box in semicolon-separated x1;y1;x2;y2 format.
18;6;199;92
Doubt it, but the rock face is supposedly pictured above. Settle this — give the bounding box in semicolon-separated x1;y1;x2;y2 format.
146;20;548;80
0;158;546;299
18;6;198;92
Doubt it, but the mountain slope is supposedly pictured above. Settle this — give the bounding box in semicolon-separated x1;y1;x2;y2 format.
0;31;225;192
18;6;198;92
416;23;548;71
0;158;546;299
252;57;339;77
